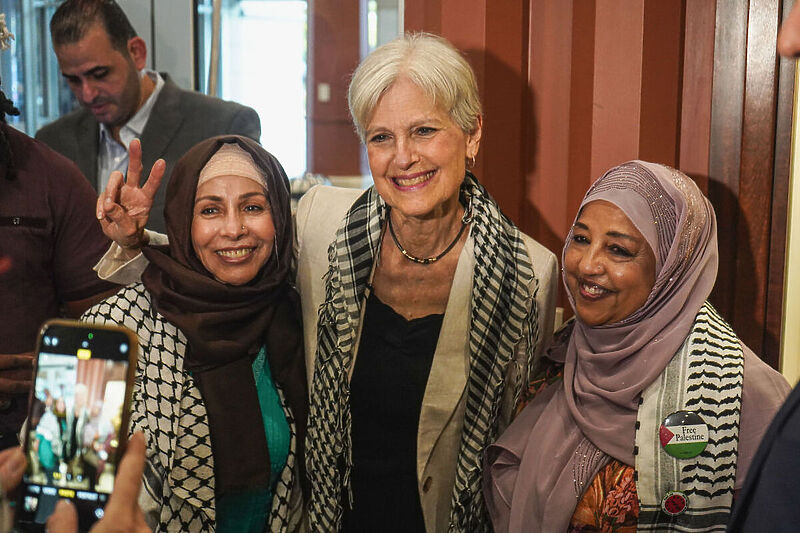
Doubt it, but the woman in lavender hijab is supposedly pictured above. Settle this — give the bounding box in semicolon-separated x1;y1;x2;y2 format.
484;161;790;533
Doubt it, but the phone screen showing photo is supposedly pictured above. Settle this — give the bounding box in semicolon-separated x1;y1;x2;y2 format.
15;322;135;532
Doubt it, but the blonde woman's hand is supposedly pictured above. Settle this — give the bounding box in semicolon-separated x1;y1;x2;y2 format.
96;139;165;252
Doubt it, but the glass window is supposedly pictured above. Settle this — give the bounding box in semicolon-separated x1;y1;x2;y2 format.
0;0;73;135
196;0;308;179
366;0;399;53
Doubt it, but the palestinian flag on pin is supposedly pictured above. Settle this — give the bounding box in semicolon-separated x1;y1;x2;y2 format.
659;424;708;459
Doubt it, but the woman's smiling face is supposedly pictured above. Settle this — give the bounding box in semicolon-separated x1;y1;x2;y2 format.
564;200;656;326
364;76;481;220
191;175;275;286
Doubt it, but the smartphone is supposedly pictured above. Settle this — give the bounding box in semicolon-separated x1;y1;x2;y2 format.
14;319;137;532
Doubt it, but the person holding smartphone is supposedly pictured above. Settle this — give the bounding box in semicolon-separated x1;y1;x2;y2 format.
0;433;150;532
82;136;307;532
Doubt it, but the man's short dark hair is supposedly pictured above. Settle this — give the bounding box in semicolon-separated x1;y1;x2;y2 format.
50;0;137;52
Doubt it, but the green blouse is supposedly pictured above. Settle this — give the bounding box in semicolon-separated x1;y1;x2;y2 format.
215;346;291;532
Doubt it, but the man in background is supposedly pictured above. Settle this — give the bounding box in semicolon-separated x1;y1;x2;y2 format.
36;0;261;232
62;384;90;483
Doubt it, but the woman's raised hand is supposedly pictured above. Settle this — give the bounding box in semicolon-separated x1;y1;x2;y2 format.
96;139;166;251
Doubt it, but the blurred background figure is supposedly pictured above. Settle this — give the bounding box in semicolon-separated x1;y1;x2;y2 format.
81;400;113;491
63;384;89;483
35;0;261;233
31;398;59;484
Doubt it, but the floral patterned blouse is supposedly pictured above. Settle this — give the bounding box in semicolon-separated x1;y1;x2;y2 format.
519;332;640;533
568;459;639;533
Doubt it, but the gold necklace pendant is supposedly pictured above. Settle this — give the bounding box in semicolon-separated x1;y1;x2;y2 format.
387;211;467;265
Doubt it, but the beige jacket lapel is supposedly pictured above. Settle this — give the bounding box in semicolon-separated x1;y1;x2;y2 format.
415;239;475;532
416;238;473;477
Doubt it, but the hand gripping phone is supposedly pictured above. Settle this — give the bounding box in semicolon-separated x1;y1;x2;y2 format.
14;320;137;532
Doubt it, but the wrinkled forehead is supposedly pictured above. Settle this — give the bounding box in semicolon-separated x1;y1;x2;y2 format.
54;22;124;68
581;163;678;272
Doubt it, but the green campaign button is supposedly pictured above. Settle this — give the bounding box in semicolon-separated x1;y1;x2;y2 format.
658;410;709;459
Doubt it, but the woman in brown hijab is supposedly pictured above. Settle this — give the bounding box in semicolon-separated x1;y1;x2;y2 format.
83;135;307;532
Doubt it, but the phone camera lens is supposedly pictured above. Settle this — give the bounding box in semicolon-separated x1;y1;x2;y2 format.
120;343;129;354
81;340;89;348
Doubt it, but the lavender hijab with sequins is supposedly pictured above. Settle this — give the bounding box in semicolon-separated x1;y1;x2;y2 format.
484;161;718;532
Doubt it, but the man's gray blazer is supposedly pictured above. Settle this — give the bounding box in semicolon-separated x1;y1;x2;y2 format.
36;74;261;232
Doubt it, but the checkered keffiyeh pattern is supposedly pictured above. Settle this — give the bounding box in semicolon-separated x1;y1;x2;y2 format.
636;302;743;532
306;174;540;532
83;284;299;532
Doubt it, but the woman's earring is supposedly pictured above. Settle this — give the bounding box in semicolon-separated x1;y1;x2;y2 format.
468;155;476;169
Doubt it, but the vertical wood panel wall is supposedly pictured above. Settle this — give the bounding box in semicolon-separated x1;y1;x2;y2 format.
307;0;362;176
399;0;794;368
736;0;781;362
404;0;532;222
707;0;793;367
679;0;716;194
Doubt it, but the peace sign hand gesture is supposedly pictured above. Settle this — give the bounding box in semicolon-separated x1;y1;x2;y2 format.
96;139;166;253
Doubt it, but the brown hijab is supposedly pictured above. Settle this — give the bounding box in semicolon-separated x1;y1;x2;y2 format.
485;161;718;532
141;135;306;496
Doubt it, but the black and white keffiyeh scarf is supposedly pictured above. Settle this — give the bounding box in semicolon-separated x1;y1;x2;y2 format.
83;284;301;532
635;302;743;532
306;173;540;532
